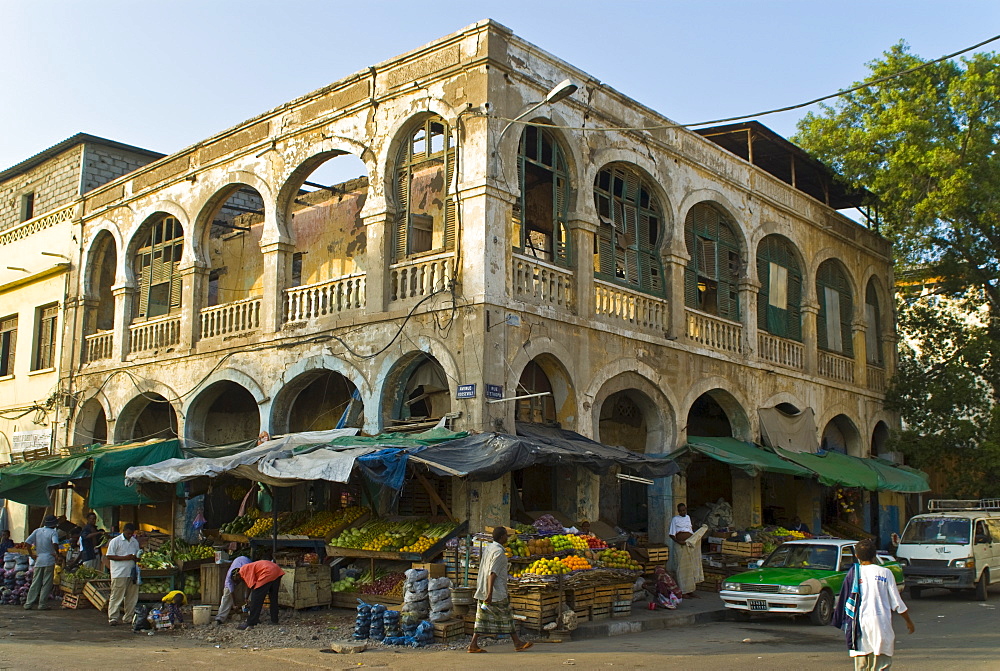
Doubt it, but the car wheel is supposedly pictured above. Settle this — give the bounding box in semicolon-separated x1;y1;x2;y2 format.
975;570;989;602
809;590;834;626
909;586;922;599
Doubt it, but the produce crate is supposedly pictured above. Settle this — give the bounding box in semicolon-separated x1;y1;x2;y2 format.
60;573;100;594
721;541;764;557
61;593;92;609
432;618;465;643
177;557;215;572
564;586;594;610
509;589;561;629
611;599;632;618
590;605;610;620
220;533;250;543
83;579;112;611
593;586;617;606
463;612;477;636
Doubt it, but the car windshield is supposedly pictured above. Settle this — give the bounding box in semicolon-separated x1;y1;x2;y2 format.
761;543;838;571
900;518;971;545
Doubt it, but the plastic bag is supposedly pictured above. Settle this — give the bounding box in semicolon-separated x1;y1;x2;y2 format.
428;609;452;622
404;568;428;582
413;620;435;646
428;577;452;591
406;578;429;593
430;596;452;612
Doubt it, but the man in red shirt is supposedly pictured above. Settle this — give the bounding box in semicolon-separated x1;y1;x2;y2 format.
231;560;285;630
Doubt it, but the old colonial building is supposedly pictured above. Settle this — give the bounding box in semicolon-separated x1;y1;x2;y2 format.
2;21;898;541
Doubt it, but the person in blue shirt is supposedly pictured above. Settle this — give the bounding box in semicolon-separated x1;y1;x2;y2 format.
24;515;61;610
0;529;15;555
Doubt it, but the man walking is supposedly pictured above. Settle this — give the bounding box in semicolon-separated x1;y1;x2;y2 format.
468;526;533;653
23;515;60;610
669;503;708;597
231;559;284;630
834;538;915;670
106;523;140;626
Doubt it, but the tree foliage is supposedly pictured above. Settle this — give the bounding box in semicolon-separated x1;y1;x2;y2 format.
794;43;1000;496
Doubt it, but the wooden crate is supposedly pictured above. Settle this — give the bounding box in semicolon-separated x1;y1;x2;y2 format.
564;587;594;609
432;618;465;642
590;605;610;621
571;605;590;620
61;593;92;609
722;541;764;557
611;599;631;618
200;563;225;606
83;579;112;611
646;547;669;563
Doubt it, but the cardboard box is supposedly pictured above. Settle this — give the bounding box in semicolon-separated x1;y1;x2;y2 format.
411;562;446;578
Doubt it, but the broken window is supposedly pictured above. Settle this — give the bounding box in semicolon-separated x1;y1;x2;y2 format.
865;280;883;365
133;216;183;319
512;125;570;264
593;164;664;294
684;203;741;321
756;234;802;341
19;192;35;222
394;116;455;259
816;259;854;357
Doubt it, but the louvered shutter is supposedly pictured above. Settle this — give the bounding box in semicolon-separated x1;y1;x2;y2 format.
757;251;770;332
684;213;699;308
395;166;409;260
554;173;568;264
442;148;456;251
597;225;615;276
787;263;802;341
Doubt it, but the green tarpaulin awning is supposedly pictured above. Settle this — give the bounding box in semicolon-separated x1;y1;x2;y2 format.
669;437;814;477
774;448;880;489
0;440;182;507
867;457;930;493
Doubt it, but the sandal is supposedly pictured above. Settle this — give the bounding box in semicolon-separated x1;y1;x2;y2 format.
468;647;488;653
515;642;534;652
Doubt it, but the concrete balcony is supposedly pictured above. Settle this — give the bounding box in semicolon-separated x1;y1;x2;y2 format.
284;275;366;323
758;332;804;370
129;314;181;355
200;297;262;339
819;350;855;384
512;254;574;311
389;253;453;303
594;278;667;335
83;330;114;363
686;308;742;355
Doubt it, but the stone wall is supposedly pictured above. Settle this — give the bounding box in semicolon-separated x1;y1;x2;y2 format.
0;146;82;232
81;145;160;194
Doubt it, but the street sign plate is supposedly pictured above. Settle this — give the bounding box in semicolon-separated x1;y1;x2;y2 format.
456;384;476;399
486;384;503;400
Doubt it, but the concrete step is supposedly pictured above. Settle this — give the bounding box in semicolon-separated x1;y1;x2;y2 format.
569;592;728;639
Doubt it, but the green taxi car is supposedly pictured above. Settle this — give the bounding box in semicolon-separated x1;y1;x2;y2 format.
718;539;904;625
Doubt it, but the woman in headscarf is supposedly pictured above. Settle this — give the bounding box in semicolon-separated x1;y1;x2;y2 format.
649;566;683;610
215;555;251;624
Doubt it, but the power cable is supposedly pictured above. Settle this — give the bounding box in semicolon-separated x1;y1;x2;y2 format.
483;32;1000;133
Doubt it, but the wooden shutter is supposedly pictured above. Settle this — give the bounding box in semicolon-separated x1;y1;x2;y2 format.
756;250;770;332
442;147;456;251
395;166;409;260
554;173;568;264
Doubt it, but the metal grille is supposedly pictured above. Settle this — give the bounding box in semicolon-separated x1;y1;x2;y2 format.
907;559;949;568
739;584;779;593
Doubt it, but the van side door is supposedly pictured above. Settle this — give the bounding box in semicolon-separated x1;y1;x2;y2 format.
987;520;1000;583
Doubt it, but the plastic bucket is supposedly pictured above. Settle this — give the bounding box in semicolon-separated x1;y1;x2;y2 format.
192;604;212;626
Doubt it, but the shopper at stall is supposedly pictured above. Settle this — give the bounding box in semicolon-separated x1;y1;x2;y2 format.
106;523;140;626
63;527;84;570
23;515;61;610
161;590;187;627
80;512;105;570
669;503;708;598
215;555;251;624
468;526;533;654
231;559;284;630
0;529;14;555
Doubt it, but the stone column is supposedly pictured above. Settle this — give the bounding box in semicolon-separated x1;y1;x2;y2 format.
110;284;135;361
739;277;760;355
664;252;689;341
260;240;294;334
178;262;208;350
361;209;391;313
568;216;596;319
801;299;819;374
852;318;868;388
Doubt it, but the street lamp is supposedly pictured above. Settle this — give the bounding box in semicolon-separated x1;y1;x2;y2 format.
499;79;578;138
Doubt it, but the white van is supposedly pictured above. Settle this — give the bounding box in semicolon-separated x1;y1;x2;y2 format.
896;499;1000;601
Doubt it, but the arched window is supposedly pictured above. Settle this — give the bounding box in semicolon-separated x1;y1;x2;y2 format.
133;216;183;319
684;203;741;321
756;235;802;341
817;260;853;357
865;280;883;365
593;164;663;294
394;116;455;260
513;125;570;265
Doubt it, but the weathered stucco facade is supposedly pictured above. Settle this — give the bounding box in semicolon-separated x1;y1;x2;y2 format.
3;21;898;541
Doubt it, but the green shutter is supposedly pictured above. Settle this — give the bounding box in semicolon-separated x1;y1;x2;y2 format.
395;166;409;260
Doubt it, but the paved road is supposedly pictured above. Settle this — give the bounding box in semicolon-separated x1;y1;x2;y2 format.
0;587;996;669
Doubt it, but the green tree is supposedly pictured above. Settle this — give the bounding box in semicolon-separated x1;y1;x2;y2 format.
794;43;1000;496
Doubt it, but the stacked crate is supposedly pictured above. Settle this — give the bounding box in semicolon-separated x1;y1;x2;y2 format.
61;593;92;609
83;579;112;611
444;549;479;585
432;618;465;644
611;582;633;618
564;586;593;620
508;588;561;630
591;585;616;620
278;564;331;609
721;541;764;558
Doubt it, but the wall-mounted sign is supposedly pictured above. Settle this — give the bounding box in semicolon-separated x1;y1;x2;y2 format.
456;384;477;399
12;429;51;452
486;384;503;400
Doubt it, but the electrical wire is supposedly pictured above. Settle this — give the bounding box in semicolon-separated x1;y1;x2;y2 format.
483;32;1000;133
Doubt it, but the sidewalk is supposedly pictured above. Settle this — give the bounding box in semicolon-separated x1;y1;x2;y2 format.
570;590;727;639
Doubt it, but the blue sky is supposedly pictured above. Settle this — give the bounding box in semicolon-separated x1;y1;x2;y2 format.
2;0;999;175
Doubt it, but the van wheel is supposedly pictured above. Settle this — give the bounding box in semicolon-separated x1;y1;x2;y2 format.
909;587;922;599
809;590;834;626
975;570;989;601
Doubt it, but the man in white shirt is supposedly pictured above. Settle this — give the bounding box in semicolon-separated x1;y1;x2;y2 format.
851;539;914;670
106;523;141;626
468;526;532;654
669;502;707;597
23;515;61;610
